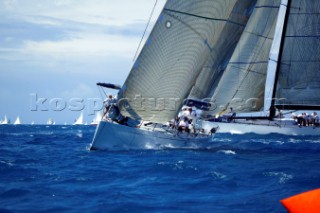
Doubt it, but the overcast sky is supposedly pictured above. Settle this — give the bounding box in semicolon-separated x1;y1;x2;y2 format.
0;0;166;124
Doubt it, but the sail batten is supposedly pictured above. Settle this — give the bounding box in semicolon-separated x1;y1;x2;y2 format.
164;8;247;27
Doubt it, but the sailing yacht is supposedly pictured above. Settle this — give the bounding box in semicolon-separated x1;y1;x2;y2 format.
13;116;21;125
91;0;320;150
90;111;102;125
47;118;55;125
73;112;84;125
90;0;257;150
201;0;320;136
1;115;9;125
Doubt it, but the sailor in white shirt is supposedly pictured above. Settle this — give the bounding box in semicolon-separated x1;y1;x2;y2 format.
178;117;190;133
103;94;117;117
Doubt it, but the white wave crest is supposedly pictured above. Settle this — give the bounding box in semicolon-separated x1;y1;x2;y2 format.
218;150;236;155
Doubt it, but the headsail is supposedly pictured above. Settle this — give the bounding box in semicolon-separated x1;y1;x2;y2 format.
118;0;258;123
208;0;281;116
188;0;257;100
274;0;320;109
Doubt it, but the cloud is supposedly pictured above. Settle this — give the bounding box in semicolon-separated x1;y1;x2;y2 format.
2;0;166;27
22;33;139;59
0;0;167;123
0;0;166;66
61;83;96;99
3;0;16;10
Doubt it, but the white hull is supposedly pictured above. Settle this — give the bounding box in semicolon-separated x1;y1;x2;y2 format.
90;121;214;150
203;119;320;136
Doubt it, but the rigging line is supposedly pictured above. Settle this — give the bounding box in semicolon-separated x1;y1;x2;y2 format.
97;85;107;100
97;85;104;99
132;0;158;62
164;8;246;27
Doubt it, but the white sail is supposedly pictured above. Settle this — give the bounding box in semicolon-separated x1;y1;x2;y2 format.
208;0;281;115
118;0;257;123
47;118;55;125
188;1;256;99
90;111;102;125
91;0;320;151
14;116;21;125
73;112;84;125
1;115;9;124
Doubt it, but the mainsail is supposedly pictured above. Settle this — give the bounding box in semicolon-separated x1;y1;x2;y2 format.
73;112;84;125
274;0;320;109
118;0;257;123
208;0;281;115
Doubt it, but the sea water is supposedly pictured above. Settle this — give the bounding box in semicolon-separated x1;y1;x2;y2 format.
1;125;320;213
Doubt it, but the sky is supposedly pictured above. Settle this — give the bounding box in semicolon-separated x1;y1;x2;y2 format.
0;0;166;124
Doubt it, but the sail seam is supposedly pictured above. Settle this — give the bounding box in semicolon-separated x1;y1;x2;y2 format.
244;30;273;40
228;61;269;65
255;5;279;9
163;8;246;27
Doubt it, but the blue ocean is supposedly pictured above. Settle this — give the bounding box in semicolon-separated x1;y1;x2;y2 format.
0;125;319;212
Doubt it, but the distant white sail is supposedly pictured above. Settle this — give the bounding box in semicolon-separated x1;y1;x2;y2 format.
90;111;102;125
14;116;21;125
47;118;55;125
73;112;84;125
1;115;9;124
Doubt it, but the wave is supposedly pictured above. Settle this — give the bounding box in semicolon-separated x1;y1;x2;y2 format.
264;171;294;184
217;150;236;155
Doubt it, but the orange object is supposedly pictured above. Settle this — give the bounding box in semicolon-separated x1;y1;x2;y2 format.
281;188;320;213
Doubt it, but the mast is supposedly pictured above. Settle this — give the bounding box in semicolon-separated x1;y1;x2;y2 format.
263;0;291;117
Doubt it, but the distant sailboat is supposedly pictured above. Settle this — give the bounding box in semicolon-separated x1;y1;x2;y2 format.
90;111;102;125
47;118;55;125
13;117;21;125
1;115;9;124
73;112;84;125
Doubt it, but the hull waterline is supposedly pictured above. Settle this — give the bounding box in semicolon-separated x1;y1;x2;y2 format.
202;120;320;136
90;121;214;150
